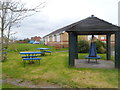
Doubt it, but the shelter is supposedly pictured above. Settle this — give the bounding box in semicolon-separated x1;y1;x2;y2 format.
62;15;120;68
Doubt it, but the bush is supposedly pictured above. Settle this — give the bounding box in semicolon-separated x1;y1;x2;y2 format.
78;40;89;53
78;39;106;54
96;40;106;53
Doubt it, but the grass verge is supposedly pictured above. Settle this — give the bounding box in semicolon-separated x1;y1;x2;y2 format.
2;43;118;88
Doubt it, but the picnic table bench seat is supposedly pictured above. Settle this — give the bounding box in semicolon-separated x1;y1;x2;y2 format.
23;58;41;60
43;51;52;55
22;58;42;67
22;55;38;58
44;51;52;53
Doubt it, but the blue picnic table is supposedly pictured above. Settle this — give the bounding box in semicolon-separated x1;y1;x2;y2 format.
36;48;52;55
20;52;43;67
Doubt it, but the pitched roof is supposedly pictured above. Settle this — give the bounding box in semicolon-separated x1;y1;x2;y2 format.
66;15;119;32
43;15;119;37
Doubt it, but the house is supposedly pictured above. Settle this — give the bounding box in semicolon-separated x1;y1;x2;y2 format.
43;28;88;48
29;36;42;44
97;35;115;47
43;30;69;48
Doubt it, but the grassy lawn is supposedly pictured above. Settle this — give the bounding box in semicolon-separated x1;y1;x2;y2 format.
7;43;68;52
2;43;118;88
0;62;2;90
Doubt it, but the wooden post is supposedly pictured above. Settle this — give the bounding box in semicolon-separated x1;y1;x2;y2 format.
68;32;78;66
106;34;111;60
115;31;120;68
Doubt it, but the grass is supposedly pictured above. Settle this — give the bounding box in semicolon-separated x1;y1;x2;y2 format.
2;43;118;88
8;43;68;52
0;62;2;90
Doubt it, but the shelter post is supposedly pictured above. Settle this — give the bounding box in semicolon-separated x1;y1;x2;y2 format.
68;32;78;66
115;31;120;68
106;34;111;60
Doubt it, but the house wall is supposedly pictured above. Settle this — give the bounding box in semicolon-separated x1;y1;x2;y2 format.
44;33;115;48
31;36;41;42
44;32;69;48
60;32;69;48
98;35;115;47
111;34;115;47
44;32;89;48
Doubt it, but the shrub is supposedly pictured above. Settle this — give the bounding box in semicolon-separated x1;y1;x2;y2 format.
78;39;106;54
96;40;106;53
78;40;89;53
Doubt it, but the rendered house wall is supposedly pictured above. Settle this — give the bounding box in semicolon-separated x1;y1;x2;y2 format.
43;33;115;48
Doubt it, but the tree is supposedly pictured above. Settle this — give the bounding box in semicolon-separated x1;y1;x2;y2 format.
0;0;45;61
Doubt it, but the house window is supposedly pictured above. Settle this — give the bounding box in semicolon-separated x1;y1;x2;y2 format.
45;37;47;44
57;35;60;42
48;36;50;42
52;35;55;41
94;35;98;39
101;37;104;40
88;35;92;40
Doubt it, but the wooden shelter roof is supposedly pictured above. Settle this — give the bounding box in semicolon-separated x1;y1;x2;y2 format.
43;15;120;37
66;15;119;35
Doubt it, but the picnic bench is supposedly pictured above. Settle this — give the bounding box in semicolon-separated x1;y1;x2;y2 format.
20;52;43;67
36;48;52;55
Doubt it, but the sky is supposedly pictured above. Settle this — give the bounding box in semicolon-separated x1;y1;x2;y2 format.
12;0;119;40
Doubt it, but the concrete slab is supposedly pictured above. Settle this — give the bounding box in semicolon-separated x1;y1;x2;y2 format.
75;59;114;69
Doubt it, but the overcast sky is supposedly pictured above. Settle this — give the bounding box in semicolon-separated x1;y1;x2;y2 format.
12;0;119;40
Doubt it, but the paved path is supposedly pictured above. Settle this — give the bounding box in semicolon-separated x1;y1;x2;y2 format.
54;50;68;53
75;59;114;69
2;78;61;88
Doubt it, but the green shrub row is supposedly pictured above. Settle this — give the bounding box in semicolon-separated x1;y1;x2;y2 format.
78;40;106;53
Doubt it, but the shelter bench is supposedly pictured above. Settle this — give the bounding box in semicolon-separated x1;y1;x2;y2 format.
85;56;101;63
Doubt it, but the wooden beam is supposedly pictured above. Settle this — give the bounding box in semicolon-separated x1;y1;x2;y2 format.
68;32;78;66
115;31;120;68
106;34;111;60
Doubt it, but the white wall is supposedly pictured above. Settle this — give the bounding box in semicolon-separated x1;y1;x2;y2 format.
57;35;60;42
52;35;55;41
